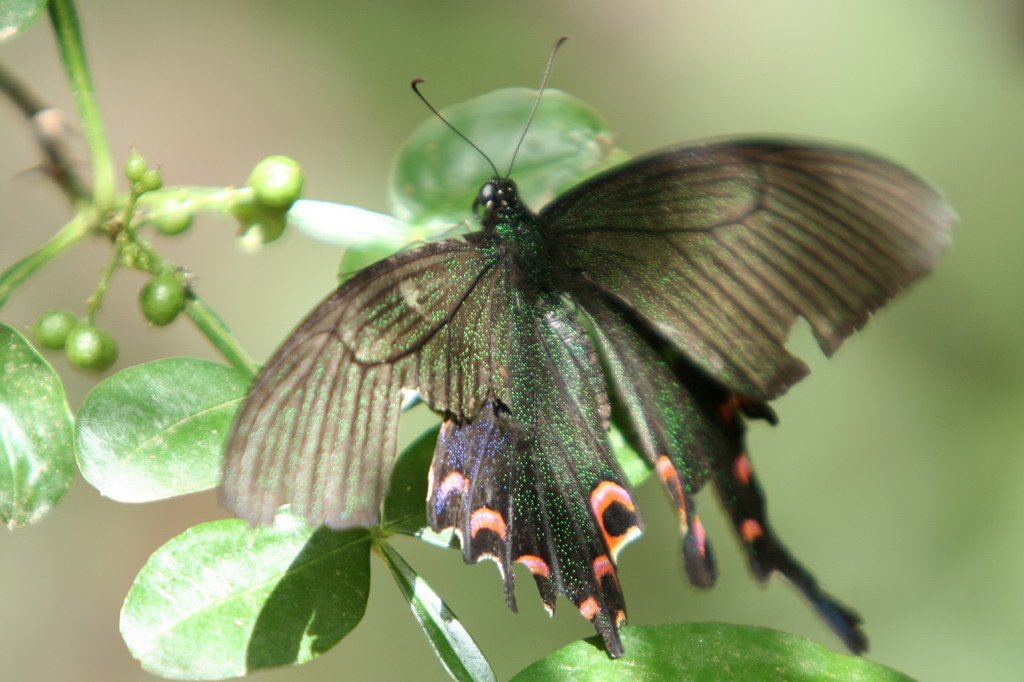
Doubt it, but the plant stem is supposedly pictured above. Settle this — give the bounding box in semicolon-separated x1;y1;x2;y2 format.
47;0;116;212
0;214;91;308
5;4;259;376
184;293;260;378
120;228;260;376
0;61;88;204
84;235;123;322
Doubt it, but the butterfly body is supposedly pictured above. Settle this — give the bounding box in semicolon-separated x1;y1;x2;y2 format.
223;134;953;657
428;179;640;654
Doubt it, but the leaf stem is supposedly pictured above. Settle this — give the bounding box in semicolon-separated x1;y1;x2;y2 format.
47;0;116;212
183;292;260;378
0;214;91;308
374;538;496;682
84;234;123;323
113;225;259;376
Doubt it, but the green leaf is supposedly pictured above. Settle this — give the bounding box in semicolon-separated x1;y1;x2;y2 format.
121;511;372;679
288;199;412;249
338;240;408;281
0;322;74;528
0;0;46;40
377;540;495;682
390;88;628;228
76;358;249;502
381;424;440;535
512;623;916;682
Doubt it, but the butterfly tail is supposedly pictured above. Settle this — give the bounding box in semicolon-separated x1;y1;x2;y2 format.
583;295;719;588
428;400;640;658
583;293;866;652
428;413;523;611
652;454;718;588
706;393;869;654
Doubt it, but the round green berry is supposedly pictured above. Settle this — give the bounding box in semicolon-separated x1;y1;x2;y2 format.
33;309;78;349
139;274;186;326
231;191;287;246
124;151;148;183
153;209;193;236
65;324;118;372
248;155;303;210
135;168;163;195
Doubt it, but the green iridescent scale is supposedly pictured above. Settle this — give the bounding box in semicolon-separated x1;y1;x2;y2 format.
222;135;953;657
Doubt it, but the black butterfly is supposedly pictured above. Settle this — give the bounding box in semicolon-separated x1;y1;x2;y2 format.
222;120;953;656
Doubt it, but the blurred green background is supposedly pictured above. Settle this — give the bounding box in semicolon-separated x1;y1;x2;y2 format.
1;0;1021;680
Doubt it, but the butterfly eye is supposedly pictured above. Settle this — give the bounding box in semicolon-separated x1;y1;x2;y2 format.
478;181;497;208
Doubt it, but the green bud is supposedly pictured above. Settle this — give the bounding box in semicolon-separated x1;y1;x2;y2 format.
139;274;186;326
124;150;148;183
33;309;78;349
231;190;287;247
153;210;193;236
248;155;304;210
135;168;163;195
65;323;118;372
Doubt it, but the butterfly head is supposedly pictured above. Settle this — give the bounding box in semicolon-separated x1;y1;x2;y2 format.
475;177;535;237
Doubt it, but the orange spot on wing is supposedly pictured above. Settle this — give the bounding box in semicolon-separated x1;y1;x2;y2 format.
720;393;742;423
657;455;689;528
437;471;469;502
592;481;635;515
733;454;752;486
741;519;764;542
516;554;551;579
656;456;682;493
470;507;507;540
593;554;616;585
692;517;709;556
579;596;600;621
615;610;627;627
590;481;641;561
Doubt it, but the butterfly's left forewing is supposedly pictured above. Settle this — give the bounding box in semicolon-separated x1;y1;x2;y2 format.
544;139;954;401
223;239;511;529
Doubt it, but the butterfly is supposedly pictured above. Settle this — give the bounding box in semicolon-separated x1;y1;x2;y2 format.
221;85;953;658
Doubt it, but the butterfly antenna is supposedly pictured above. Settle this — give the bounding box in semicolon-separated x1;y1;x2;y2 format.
411;78;500;179
506;35;570;177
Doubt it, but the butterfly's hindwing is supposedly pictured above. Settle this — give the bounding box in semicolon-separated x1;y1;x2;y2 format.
545;139;954;401
695;387;868;653
427;293;641;657
581;288;868;651
580;293;718;588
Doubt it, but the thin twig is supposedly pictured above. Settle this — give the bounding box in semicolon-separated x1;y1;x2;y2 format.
0;60;89;203
48;0;115;211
